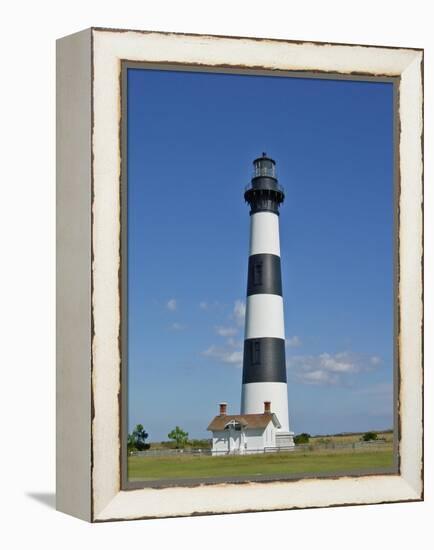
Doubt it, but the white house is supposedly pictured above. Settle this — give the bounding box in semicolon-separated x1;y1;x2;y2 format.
207;401;286;455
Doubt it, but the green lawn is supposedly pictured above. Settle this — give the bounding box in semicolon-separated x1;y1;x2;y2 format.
128;447;395;482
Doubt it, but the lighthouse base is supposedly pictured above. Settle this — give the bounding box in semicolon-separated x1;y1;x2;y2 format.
275;431;295;449
241;382;291;432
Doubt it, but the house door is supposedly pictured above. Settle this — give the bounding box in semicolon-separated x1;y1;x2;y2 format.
229;428;241;453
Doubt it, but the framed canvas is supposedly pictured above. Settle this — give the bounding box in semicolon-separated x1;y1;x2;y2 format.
56;27;423;522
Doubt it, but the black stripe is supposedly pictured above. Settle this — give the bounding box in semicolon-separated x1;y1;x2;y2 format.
244;186;284;215
247;254;282;296
242;337;287;383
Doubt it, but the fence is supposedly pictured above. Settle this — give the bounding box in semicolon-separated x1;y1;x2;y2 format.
287;440;389;453
131;439;389;458
133;448;212;457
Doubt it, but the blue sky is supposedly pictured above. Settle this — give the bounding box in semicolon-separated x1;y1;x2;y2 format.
127;68;394;441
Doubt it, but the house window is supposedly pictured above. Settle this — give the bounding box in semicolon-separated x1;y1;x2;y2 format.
252;340;261;364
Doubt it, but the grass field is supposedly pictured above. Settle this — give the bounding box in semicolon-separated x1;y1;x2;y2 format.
128;446;395;482
309;432;394;446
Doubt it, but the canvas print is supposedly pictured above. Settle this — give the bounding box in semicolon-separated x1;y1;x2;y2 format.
123;66;396;485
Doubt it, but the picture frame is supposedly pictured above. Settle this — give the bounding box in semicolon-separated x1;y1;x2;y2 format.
56;27;423;522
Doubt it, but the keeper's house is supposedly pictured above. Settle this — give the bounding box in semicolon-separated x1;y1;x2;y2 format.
207;401;281;455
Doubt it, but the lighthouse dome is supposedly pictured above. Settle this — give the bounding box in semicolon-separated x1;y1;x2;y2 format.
244;153;284;214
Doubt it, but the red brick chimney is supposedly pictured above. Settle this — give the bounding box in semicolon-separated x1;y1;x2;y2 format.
264;401;271;413
219;402;227;416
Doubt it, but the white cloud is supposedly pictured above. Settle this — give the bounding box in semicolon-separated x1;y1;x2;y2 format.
233;300;246;326
370;355;382;366
224;350;243;365
318;352;358;373
215;325;238;337
200;300;245;367
199;300;223;311
286;335;302;348
287;351;380;386
226;337;243;349
302;370;339;385
166;298;177;311
169;322;186;331
202;345;243;368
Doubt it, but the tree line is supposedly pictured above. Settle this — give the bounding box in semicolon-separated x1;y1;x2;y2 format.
128;424;210;452
128;425;381;452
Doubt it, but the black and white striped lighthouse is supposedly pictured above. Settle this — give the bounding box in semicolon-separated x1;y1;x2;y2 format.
241;153;294;447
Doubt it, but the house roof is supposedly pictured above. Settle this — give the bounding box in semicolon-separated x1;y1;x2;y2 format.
207;413;281;431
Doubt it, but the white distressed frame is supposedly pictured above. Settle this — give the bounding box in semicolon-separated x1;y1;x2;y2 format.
56;27;423;522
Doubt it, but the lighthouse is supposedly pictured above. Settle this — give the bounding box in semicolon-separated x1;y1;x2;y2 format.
241;153;294;448
207;153;294;454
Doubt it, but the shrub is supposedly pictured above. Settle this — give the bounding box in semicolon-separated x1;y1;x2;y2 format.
362;431;378;442
294;433;311;445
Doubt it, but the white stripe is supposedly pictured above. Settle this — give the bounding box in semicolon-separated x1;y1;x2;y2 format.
241;382;290;432
249;211;280;256
244;294;285;339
